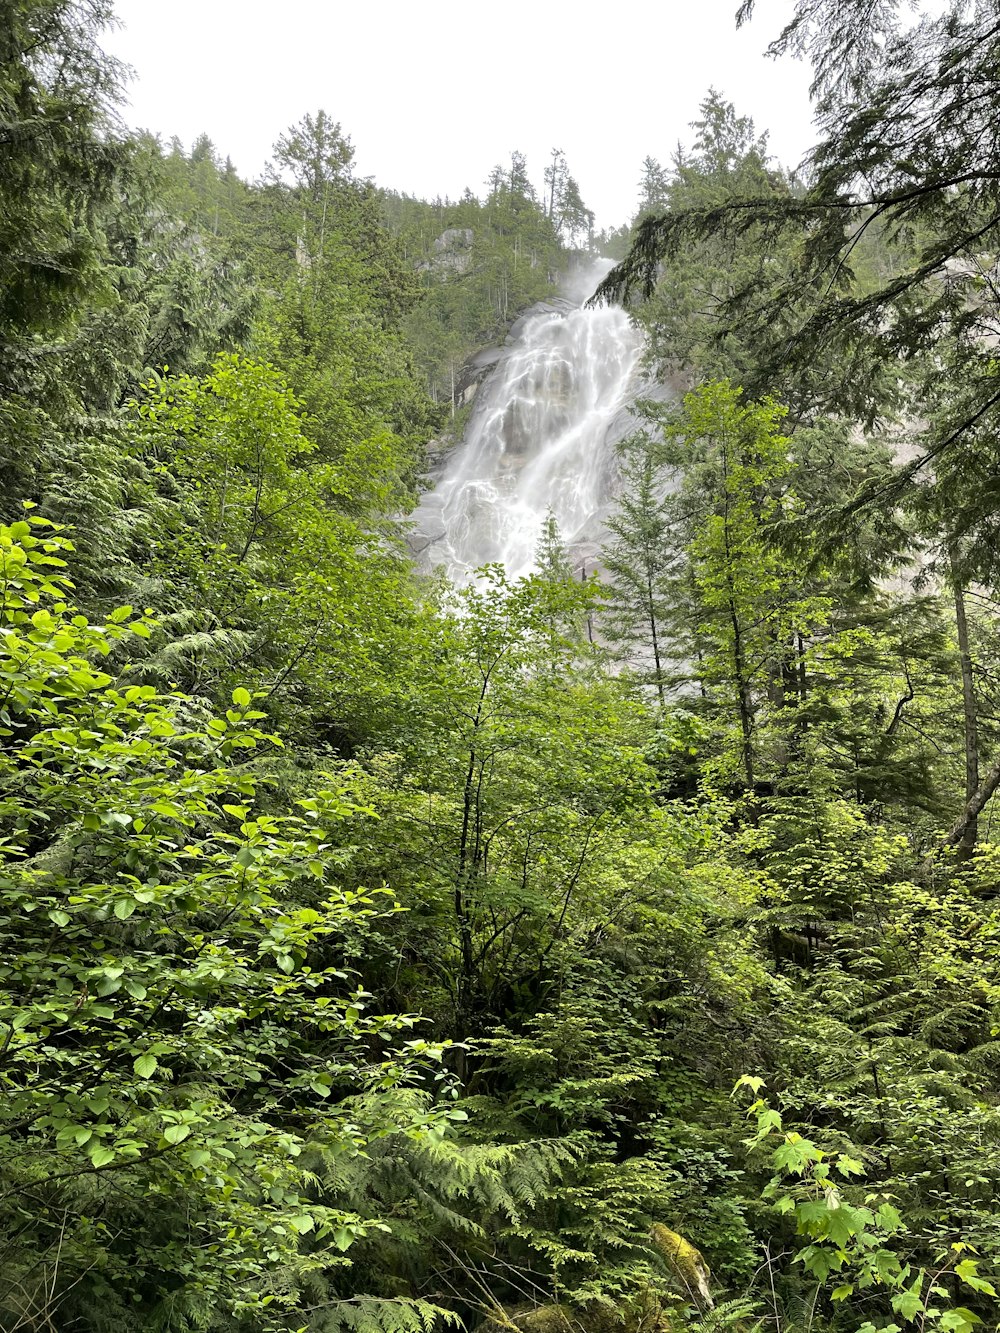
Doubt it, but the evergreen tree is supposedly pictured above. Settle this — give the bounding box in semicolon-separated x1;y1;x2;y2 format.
543;147;568;220
601;432;680;706
0;0;127;498
557;176;594;248
605;94;796;395
636;154;670;219
0;0;125;350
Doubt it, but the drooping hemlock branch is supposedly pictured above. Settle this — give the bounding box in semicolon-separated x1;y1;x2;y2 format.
593;1;1000;440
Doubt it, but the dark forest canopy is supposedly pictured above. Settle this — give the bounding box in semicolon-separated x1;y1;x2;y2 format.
5;4;1000;1333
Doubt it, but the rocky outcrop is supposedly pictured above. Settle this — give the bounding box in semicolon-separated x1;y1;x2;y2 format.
435;227;473;252
418;227;474;276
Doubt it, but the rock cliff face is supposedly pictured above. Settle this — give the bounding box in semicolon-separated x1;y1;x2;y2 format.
451;297;578;412
410;265;646;580
418;227;474;276
435;227;473;252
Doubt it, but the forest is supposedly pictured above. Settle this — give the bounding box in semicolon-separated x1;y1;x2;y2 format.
4;2;1000;1332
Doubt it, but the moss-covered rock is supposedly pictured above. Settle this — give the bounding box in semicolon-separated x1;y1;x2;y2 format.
486;1305;574;1333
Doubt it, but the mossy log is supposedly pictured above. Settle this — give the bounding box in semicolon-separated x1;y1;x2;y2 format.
649;1223;713;1308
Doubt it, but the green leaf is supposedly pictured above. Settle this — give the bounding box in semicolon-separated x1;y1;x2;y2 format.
938;1310;982;1333
965;1277;996;1297
892;1273;926;1322
877;1202;903;1232
755;1107;783;1138
733;1074;765;1093
232;687;252;708
835;1154;865;1177
133;1054;158;1079
163;1123;191;1145
774;1133;821;1174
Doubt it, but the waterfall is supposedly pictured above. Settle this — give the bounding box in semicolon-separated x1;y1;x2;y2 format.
415;260;644;583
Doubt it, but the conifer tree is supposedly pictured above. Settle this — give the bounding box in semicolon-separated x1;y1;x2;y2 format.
602;433;680;707
0;0;127;500
636;154;670;219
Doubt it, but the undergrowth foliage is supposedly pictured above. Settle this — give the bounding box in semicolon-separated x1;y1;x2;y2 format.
0;514;455;1330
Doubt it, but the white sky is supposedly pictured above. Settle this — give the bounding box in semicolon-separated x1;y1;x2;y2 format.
104;0;817;230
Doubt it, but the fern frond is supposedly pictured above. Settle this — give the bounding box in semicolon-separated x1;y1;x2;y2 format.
312;1296;461;1333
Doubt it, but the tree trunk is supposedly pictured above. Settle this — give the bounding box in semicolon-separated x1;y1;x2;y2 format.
949;543;979;858
646;560;665;710
729;598;755;790
946;753;1000;850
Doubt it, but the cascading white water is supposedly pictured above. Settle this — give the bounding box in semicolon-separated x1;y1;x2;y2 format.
416;261;644;583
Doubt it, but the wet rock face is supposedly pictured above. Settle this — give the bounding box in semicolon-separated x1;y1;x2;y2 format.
411;260;648;582
451;299;587;418
505;297;576;343
453;344;507;414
